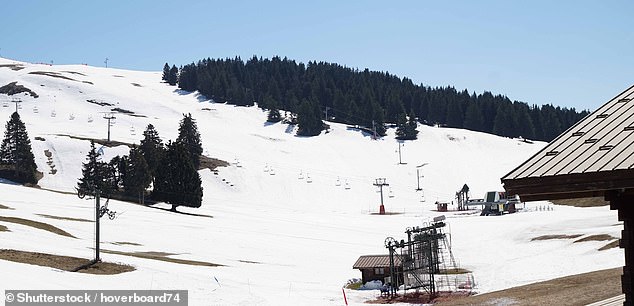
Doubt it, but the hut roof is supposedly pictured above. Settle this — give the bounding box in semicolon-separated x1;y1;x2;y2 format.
502;85;634;201
353;255;402;269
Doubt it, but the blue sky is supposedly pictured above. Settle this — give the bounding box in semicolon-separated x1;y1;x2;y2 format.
1;0;632;110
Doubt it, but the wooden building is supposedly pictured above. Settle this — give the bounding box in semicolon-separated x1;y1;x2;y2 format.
502;85;634;305
353;255;403;284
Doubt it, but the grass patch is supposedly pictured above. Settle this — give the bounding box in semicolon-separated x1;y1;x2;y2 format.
0;249;134;275
239;260;262;264
36;213;92;223
345;280;363;290
61;71;86;76
29;71;77;82
436;267;621;306
112;241;142;246
531;234;582;241
440;268;472;275
86;99;113;107
0;224;8;232
0;216;76;238
0;64;25;71
599;240;620;251
111;107;134;114
551;197;608;207
100;249;223;267
54;134;133;148
574;234;615;243
199;155;229;171
0;204;12;210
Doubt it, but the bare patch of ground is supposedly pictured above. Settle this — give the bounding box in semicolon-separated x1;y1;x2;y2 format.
61;71;86;76
0;81;38;97
54;134;133;148
0;216;76;238
86;99;114;107
28;71;77;82
436;267;622;306
370;212;405;215
239;260;262;264
0;204;12;210
0;249;134;275
35;213;92;222
100;249;223;267
440;268;472;274
599;240;620;251
111;107;134;114
112;241;142;246
0;224;8;232
131;83;142;87
574;234;615;243
530;234;582;241
368;291;473;304
199;155;229;171
551;197;608;207
0;64;25;71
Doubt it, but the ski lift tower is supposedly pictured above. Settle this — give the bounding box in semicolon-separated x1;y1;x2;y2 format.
374;178;389;215
416;163;428;191
102;112;116;142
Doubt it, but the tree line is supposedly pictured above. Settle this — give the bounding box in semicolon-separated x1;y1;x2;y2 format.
77;114;204;211
166;56;589;141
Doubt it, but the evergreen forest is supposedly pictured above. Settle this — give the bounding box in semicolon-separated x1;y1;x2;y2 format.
170;56;589;141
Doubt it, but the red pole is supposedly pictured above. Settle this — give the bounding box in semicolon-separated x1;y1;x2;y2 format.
342;288;348;306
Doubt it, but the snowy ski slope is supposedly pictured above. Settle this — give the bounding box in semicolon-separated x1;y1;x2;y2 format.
0;58;623;305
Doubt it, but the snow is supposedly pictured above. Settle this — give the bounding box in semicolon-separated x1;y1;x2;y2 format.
0;58;623;305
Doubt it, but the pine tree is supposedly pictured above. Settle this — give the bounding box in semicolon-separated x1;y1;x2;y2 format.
395;112;419;140
296;99;323;136
162;63;170;83
77;141;111;195
267;107;282;123
168;65;178;86
152;141;203;211
123;145;151;202
176;114;203;169
0;112;38;184
139;124;164;176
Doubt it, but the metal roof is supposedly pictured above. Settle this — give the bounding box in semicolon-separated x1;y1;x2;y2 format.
502;84;634;201
353;255;402;269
